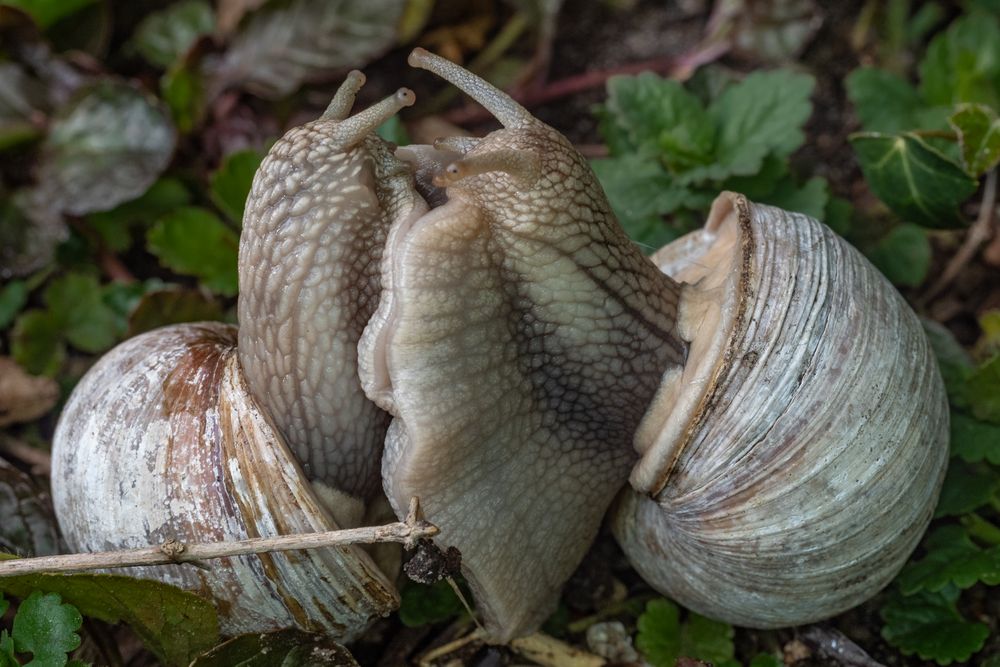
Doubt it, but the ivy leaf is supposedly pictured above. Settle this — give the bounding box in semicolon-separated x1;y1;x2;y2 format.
147;207;239;296
865;223;932;287
851;133;978;228
398;580;465;628
881;586;989;665
599;73;715;171
10;310;65;377
949;104;1000;176
951;411;1000;464
846;67;937;133
635;598;735;667
44;273;120;353
708;70;815;179
591;155;689;249
210;149;264;224
966;355;1000;424
11;591;83;665
919;13;1000;108
0;568;219;667
131;0;214;68
189;629;359;666
205;0;406;100
897;525;1000;593
35;82;177;216
934;461;1000;518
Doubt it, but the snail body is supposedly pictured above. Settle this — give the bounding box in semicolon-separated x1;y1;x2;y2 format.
52;53;949;644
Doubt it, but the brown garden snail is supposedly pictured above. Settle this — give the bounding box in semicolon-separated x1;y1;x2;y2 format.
51;49;949;645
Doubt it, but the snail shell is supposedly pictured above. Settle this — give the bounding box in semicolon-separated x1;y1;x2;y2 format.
613;192;949;627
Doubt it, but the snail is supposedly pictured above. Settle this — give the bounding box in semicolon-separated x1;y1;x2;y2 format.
51;50;949;645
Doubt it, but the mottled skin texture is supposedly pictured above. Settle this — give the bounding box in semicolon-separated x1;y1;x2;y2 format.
361;58;687;640
239;106;422;500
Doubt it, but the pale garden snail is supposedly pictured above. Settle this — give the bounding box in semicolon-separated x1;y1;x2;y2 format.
51;49;949;645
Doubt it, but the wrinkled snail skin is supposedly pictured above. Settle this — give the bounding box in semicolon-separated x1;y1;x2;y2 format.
361;52;950;641
50;76;419;639
612;194;949;628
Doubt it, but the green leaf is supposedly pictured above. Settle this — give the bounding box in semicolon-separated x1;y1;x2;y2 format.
161;60;206;135
131;0;214;68
398;580;465;627
11;591;82;666
898;525;1000;593
934;461;1000;517
189;629;359;667
881;586;989;664
0;280;28;330
708;69;815;179
376;116;410;146
757;175;829;221
922;319;974;404
0;0;97;28
147;207;239;296
87;178;192;252
0;631;14;667
823;195;854;236
43;273;119;353
36;82;177;216
0;571;219;667
851;133;978;228
11;310;65;377
846;67;934;133
721;154;790;200
635;598;735;667
865;223;932;287
950;104;1000;176
127;288;223;337
210;149;264;224
749;655;783;667
967;355;1000;423
951;411;1000;463
591;155;689;249
599;73;715;171
919;13;1000;108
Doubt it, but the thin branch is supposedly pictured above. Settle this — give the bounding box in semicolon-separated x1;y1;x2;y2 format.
924;167;998;303
0;497;437;577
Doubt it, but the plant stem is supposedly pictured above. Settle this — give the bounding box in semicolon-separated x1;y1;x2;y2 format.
0;498;437;577
961;513;1000;546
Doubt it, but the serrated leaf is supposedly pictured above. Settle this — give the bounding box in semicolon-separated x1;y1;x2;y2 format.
599;73;715;171
205;0;405;99
846;67;936;134
951;411;1000;463
757;175;829;220
0;568;219;667
127;289;223;337
966;355;1000;423
0;0;97;28
11;310;65;377
35;82;176;216
132;0;214;68
87;178;192;252
189;629;359;666
881;587;989;665
898;525;1000;593
851;133;978;228
950;104;1000;176
11;591;82;665
162;59;206;134
919;13;1000;108
0;281;28;330
922;319;974;404
934;461;1000;517
44;273;120;353
210;149;264;223
707;69;815;179
635;598;735;667
591;155;689;249
0;458;60;557
865;223;931;287
147;207;239;296
398;580;465;628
